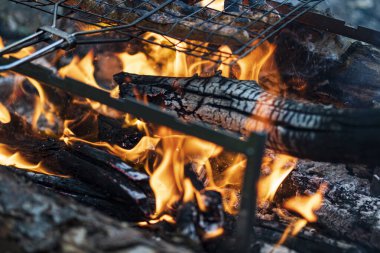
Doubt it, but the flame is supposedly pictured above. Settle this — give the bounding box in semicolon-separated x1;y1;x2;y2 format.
0;37;35;58
0;144;51;174
199;0;225;11
0;25;285;242
0;103;11;124
284;184;327;222
117;32;277;82
26;78;57;130
258;155;297;202
275;184;328;247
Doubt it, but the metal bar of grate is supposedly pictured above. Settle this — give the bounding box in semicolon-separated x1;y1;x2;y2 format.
0;55;266;253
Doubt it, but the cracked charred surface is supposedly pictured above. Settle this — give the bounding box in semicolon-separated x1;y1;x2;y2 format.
116;73;380;165
0;167;193;253
280;160;380;251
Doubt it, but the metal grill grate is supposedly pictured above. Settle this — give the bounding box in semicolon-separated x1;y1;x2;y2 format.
5;0;324;66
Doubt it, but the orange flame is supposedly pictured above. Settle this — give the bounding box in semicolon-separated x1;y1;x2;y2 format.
276;184;328;247
258;154;297;202
284;183;327;222
0;103;11;124
26;78;57;130
0;25;289;242
0;144;51;174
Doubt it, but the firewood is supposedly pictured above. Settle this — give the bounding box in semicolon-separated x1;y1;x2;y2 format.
279;160;380;251
0;111;154;219
0;167;193;253
3;166;147;221
115;72;380;165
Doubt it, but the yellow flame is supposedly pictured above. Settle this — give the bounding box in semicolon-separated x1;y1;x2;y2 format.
0;144;51;174
0;37;35;58
0;103;11;124
284;184;327;222
276;219;308;247
26;78;57;130
275;184;328;247
258;155;297;202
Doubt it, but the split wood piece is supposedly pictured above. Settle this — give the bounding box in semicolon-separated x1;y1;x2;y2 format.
0;167;193;253
280;160;380;251
55;0;280;46
3;166;146;221
0;111;154;219
116;72;380;165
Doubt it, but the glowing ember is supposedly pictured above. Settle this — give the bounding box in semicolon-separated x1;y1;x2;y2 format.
0;103;11;124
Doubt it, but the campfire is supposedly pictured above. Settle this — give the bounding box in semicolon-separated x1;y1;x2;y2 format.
0;0;379;252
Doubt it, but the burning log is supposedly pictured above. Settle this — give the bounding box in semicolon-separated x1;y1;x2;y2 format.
116;72;380;165
0;166;192;253
56;0;279;46
280;160;380;250
0;110;154;219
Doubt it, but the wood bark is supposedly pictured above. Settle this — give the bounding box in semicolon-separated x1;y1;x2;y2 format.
116;72;380;165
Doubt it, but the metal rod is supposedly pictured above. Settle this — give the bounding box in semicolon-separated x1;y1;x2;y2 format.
0;31;44;56
73;0;175;36
235;134;266;253
0;39;65;72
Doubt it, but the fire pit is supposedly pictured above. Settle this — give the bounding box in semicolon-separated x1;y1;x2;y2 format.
0;0;379;252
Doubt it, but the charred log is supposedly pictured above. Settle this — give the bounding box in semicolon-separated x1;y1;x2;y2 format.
3;166;146;221
0;111;153;219
279;160;380;251
116;72;380;165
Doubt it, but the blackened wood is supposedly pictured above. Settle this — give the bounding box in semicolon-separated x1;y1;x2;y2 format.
4;166;146;221
116;72;380;165
0;167;193;253
280;160;380;251
0;111;153;219
270;28;380;108
57;146;154;218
